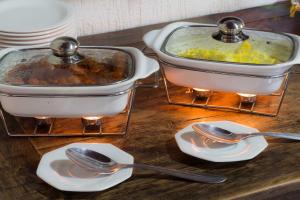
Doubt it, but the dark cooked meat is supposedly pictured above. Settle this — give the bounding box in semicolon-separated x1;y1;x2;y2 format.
4;53;128;86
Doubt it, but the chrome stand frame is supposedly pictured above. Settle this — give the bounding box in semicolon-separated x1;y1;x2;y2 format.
159;59;290;117
0;89;136;137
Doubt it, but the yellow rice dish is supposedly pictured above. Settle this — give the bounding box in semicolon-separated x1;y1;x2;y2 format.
178;41;280;64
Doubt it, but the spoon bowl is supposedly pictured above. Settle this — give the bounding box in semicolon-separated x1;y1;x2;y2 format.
192;123;300;143
66;147;120;174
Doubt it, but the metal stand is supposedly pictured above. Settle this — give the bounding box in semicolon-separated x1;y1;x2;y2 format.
160;60;290;117
0;89;136;137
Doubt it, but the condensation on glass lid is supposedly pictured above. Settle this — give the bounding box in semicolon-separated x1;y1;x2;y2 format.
0;48;134;87
163;26;294;65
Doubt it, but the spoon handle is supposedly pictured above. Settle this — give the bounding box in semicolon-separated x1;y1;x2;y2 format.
121;163;226;183
251;132;300;140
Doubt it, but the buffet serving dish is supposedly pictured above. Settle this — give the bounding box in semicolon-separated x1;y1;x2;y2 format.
143;17;300;95
0;37;159;118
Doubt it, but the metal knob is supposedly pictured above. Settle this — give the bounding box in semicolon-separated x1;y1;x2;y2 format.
48;36;84;65
212;16;249;43
50;36;79;57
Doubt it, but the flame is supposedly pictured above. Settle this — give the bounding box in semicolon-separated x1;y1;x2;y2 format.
237;93;256;98
35;116;49;119
82;116;102;120
193;88;210;92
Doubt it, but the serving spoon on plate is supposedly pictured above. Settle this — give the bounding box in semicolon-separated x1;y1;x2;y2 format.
65;147;227;183
192;123;300;144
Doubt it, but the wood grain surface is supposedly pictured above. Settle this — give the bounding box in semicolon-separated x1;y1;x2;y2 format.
0;2;300;200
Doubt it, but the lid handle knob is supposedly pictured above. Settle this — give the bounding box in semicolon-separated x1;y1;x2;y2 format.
49;36;84;65
212;16;249;43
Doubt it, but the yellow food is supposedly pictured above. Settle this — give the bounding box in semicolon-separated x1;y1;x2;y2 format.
178;41;279;64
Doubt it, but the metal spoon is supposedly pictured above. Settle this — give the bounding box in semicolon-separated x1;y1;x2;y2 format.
192;123;300;144
65;147;227;183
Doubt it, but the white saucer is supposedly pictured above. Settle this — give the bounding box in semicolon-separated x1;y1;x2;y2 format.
175;121;268;162
36;143;134;192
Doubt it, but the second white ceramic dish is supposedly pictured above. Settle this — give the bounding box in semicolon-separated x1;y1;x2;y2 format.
175;121;268;162
162;64;285;94
144;22;300;95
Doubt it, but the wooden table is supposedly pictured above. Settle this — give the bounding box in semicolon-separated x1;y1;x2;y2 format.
1;2;300;200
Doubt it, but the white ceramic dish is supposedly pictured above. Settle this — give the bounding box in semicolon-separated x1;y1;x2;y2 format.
36;143;134;192
161;64;285;94
0;0;73;33
175;121;268;162
0;45;159;117
144;21;300;95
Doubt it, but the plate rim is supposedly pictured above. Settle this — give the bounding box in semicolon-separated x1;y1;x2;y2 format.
36;143;134;192
175;121;268;162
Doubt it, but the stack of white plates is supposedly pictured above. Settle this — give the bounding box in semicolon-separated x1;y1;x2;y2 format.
0;0;76;48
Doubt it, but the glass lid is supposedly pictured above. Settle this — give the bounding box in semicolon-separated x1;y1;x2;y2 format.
0;37;134;87
162;17;294;65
